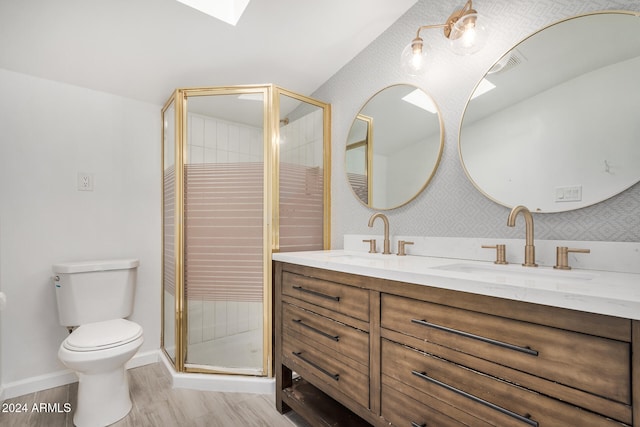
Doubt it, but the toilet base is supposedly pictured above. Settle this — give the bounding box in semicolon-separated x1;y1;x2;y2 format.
73;367;132;427
58;325;143;427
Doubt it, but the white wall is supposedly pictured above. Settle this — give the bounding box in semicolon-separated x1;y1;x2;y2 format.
0;225;3;400
0;69;161;392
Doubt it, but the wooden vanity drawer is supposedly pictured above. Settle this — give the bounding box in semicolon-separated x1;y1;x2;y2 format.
381;294;630;403
381;383;484;427
283;332;369;409
382;339;627;427
283;303;369;366
282;271;369;321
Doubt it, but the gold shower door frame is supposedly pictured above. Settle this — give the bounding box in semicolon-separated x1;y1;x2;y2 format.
161;84;331;376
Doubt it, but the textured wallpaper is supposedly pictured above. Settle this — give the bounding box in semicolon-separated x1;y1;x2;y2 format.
312;0;640;246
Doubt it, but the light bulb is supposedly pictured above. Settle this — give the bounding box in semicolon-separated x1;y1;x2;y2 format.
400;39;429;76
449;12;489;55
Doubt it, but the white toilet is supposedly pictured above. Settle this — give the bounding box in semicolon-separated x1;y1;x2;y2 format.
52;259;144;427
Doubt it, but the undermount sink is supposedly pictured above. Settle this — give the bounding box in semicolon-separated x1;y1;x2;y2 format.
327;253;380;263
433;262;596;282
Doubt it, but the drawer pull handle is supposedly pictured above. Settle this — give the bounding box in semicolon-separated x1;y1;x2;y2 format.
292;285;340;302
292;351;340;381
411;370;538;427
411;422;426;427
292;319;340;341
411;319;538;357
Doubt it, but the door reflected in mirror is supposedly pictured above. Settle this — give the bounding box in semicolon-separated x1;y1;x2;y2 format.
459;11;640;213
346;114;372;204
346;84;443;210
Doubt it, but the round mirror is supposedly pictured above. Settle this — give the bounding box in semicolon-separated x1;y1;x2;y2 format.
459;11;640;213
346;84;443;210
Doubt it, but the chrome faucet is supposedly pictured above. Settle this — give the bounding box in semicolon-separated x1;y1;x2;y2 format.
368;213;391;254
507;205;537;267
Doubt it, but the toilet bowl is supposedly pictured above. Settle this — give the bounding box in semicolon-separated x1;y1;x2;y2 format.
58;319;143;427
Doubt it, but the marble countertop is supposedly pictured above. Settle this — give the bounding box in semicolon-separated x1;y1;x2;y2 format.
273;249;640;320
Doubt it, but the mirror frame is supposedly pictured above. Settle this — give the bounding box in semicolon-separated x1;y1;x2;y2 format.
346;84;444;210
458;10;640;213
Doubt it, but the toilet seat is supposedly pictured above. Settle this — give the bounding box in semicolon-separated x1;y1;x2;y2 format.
63;319;143;352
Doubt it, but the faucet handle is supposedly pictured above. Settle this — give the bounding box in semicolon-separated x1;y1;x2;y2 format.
482;244;508;265
397;240;414;256
362;239;377;254
554;246;590;270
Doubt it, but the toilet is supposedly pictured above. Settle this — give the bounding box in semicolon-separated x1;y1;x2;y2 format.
52;259;144;427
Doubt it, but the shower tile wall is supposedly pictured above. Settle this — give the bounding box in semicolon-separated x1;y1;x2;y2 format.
280;109;324;168
188;114;263;164
186;113;263;346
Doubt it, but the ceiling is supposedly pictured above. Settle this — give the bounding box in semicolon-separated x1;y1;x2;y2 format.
0;0;417;106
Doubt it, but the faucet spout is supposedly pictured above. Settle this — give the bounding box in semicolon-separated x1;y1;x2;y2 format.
368;213;391;254
507;205;537;267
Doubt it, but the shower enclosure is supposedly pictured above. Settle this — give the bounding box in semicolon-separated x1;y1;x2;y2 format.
162;85;330;376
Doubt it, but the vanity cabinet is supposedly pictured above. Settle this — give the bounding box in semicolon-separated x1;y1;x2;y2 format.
275;265;375;425
274;261;639;427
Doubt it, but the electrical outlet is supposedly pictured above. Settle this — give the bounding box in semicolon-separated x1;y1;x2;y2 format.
78;173;94;191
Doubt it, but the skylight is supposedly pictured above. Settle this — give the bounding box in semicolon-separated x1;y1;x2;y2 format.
402;89;438;114
175;0;250;26
470;78;496;99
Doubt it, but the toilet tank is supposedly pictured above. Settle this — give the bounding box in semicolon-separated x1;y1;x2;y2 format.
52;259;139;327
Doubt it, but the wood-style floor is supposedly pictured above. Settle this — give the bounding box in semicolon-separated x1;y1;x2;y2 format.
0;363;309;427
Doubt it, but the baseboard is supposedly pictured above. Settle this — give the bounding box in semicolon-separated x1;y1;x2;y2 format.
159;351;275;395
126;349;161;369
2;349;160;400
1;369;78;401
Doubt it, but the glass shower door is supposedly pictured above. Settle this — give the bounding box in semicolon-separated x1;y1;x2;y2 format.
277;90;330;252
183;90;267;375
161;85;330;377
162;99;177;364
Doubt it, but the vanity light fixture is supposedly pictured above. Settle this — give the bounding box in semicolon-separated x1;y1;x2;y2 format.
401;0;489;75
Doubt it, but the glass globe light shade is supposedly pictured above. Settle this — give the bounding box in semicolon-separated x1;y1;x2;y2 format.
400;39;430;76
448;12;489;55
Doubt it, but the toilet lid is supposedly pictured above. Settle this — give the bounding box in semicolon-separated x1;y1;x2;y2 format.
63;319;143;352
